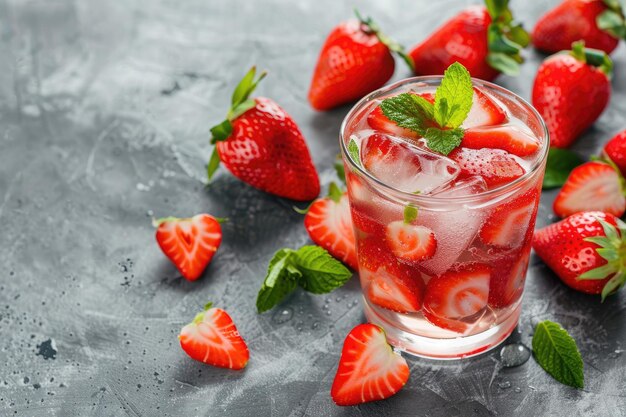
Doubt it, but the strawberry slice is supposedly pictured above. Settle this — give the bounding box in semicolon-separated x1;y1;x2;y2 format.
479;189;539;248
489;255;528;308
350;205;385;235
462;88;508;129
449;147;525;187
367;93;434;139
179;303;249;370
385;206;437;262
423;264;491;332
462;125;540;157
331;323;409;406
553;161;626;218
304;188;358;270
155;214;223;281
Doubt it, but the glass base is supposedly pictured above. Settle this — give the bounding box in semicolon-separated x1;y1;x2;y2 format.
363;298;520;360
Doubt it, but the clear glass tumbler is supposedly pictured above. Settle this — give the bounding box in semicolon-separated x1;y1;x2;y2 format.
340;77;549;359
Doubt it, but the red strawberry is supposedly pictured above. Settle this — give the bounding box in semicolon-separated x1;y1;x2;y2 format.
350;204;385;235
532;42;612;148
304;185;358;270
449;147;525;187
489;255;528;308
423;263;491;332
155;214;223;281
209;67;320;201
179;303;249;370
603;129;626;176
532;0;623;55
409;3;529;81
462;88;508;129
308;12;413;111
385;206;437;262
479;189;540;248
331;323;409;406
532;211;626;299
553;161;626;218
462;126;540;157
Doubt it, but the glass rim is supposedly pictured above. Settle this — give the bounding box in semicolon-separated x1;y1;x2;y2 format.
339;75;550;204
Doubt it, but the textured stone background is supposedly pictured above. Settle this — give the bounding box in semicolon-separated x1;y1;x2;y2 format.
1;0;625;416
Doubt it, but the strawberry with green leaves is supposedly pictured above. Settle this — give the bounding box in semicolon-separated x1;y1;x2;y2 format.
533;0;626;55
179;302;249;370
155;214;223;281
533;211;626;300
532;42;612;149
208;67;320;201
409;0;530;81
308;11;414;111
331;324;409;406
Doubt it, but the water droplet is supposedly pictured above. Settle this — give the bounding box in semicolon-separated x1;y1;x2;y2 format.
323;303;329;310
271;307;294;324
326;310;332;316
500;343;531;368
146;210;154;217
498;381;511;390
514;387;522;393
312;321;320;329
335;296;342;302
136;183;150;191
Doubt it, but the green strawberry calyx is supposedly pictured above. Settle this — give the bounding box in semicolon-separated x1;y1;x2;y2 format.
597;0;626;40
569;41;613;78
579;216;626;301
207;67;267;182
354;9;415;72
485;0;530;76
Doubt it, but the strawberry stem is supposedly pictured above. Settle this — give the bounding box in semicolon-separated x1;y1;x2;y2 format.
152;216;184;227
484;0;529;75
570;41;613;77
598;1;626;40
403;204;418;224
327;182;343;203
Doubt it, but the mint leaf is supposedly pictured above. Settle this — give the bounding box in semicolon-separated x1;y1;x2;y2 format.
379;93;434;136
424;128;464;156
293;246;352;294
256;249;299;313
532;320;584;388
348;138;361;167
543;148;583;189
403;204;418;224
334;155;346;184
434;62;473;128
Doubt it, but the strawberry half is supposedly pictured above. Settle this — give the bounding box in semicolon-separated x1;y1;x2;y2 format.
449;147;525;187
423;263;491;332
602;129;626;177
533;211;626;299
209;67;320;201
304;184;358;270
479;189;540;248
331;323;409;406
553;161;626;218
385;205;436;263
462;125;540;157
179;303;249;370
489;254;528;308
155;214;223;281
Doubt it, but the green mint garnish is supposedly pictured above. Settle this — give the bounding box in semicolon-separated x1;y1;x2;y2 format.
348;137;361;166
403;204;418;224
532;320;584;388
256;246;352;313
379;62;472;155
542;148;583;189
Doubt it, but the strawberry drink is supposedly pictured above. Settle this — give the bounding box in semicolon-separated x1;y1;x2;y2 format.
341;63;548;359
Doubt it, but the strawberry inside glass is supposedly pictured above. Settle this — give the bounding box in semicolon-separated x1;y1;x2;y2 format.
341;66;548;359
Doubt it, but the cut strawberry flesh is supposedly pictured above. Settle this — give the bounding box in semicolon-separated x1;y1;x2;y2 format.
364;266;424;313
449;147;525;188
489;253;528;308
462;125;540;157
462;88;507;129
385;221;437;262
479;189;539;248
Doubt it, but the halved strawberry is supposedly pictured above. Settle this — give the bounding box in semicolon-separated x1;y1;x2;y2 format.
462;88;508;129
179;303;249;370
462;125;540;157
423;263;491;332
385;205;436;262
489;255;528;308
553;161;626;218
155;214;223;281
479;189;540;248
331;323;409;406
304;186;358;270
350;205;385;235
449;147;525;187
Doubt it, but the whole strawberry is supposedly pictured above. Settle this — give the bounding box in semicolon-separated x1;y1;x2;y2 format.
603;129;626;176
409;0;529;81
533;0;626;54
208;67;320;201
532;211;626;300
532;42;612;148
308;11;414;111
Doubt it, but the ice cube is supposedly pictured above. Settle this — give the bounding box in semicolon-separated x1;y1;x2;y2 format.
431;176;488;198
359;133;459;194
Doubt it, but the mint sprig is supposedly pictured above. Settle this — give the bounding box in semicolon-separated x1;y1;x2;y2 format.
379;62;472;155
532;320;584;388
256;246;352;313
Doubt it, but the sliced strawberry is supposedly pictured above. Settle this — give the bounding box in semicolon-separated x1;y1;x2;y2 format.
553;161;626;218
179;303;249;370
364;264;425;313
449;147;525;187
155;214;222;281
423;263;490;332
479;189;540;248
304;191;358;270
357;236;396;272
331;323;409;406
489;255;527;308
462;88;508;129
350;205;385;235
462;125;540;157
385;221;436;262
422;309;470;334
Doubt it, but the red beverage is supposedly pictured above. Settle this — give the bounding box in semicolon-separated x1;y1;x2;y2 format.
341;76;548;359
